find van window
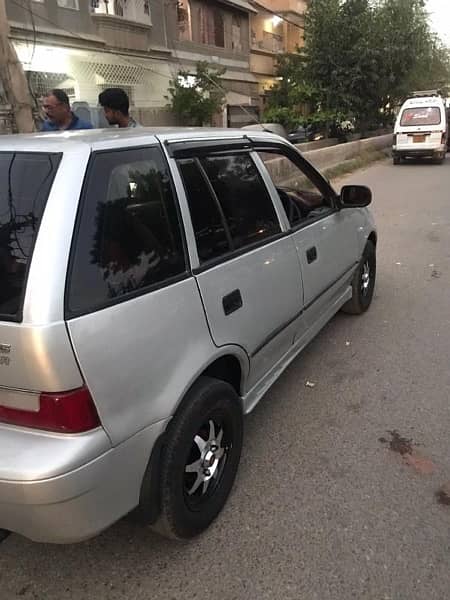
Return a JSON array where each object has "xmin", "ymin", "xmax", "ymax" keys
[
  {"xmin": 67, "ymin": 147, "xmax": 186, "ymax": 316},
  {"xmin": 400, "ymin": 107, "xmax": 441, "ymax": 127},
  {"xmin": 0, "ymin": 152, "xmax": 61, "ymax": 321}
]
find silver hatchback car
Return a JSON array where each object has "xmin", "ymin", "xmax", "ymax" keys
[{"xmin": 0, "ymin": 128, "xmax": 376, "ymax": 543}]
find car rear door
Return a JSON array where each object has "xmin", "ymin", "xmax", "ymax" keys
[
  {"xmin": 65, "ymin": 145, "xmax": 211, "ymax": 444},
  {"xmin": 172, "ymin": 146, "xmax": 305, "ymax": 390}
]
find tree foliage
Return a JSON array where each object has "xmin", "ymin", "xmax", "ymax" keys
[
  {"xmin": 266, "ymin": 0, "xmax": 450, "ymax": 132},
  {"xmin": 167, "ymin": 61, "xmax": 226, "ymax": 127}
]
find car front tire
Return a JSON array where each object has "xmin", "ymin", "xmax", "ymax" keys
[{"xmin": 342, "ymin": 240, "xmax": 376, "ymax": 315}]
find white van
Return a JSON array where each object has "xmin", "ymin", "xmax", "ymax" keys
[{"xmin": 392, "ymin": 95, "xmax": 447, "ymax": 164}]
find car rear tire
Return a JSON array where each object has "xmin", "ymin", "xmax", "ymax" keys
[
  {"xmin": 152, "ymin": 376, "xmax": 243, "ymax": 540},
  {"xmin": 393, "ymin": 155, "xmax": 401, "ymax": 165},
  {"xmin": 342, "ymin": 240, "xmax": 376, "ymax": 315}
]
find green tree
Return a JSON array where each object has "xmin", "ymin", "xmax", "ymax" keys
[
  {"xmin": 266, "ymin": 0, "xmax": 450, "ymax": 133},
  {"xmin": 373, "ymin": 0, "xmax": 441, "ymax": 106},
  {"xmin": 167, "ymin": 61, "xmax": 226, "ymax": 126}
]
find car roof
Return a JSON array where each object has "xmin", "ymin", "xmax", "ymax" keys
[
  {"xmin": 0, "ymin": 127, "xmax": 280, "ymax": 153},
  {"xmin": 402, "ymin": 96, "xmax": 445, "ymax": 107}
]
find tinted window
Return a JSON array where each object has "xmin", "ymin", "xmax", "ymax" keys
[
  {"xmin": 68, "ymin": 147, "xmax": 186, "ymax": 315},
  {"xmin": 178, "ymin": 159, "xmax": 231, "ymax": 262},
  {"xmin": 400, "ymin": 107, "xmax": 441, "ymax": 126},
  {"xmin": 0, "ymin": 152, "xmax": 61, "ymax": 321},
  {"xmin": 200, "ymin": 154, "xmax": 281, "ymax": 250},
  {"xmin": 258, "ymin": 151, "xmax": 331, "ymax": 228}
]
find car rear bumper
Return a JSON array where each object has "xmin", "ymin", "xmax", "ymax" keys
[
  {"xmin": 0, "ymin": 419, "xmax": 168, "ymax": 543},
  {"xmin": 393, "ymin": 144, "xmax": 446, "ymax": 157}
]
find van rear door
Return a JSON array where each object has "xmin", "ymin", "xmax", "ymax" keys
[{"xmin": 397, "ymin": 105, "xmax": 445, "ymax": 148}]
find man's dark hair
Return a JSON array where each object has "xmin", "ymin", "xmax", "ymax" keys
[
  {"xmin": 46, "ymin": 89, "xmax": 70, "ymax": 107},
  {"xmin": 98, "ymin": 88, "xmax": 130, "ymax": 116}
]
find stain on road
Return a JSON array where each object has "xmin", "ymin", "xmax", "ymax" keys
[
  {"xmin": 379, "ymin": 431, "xmax": 435, "ymax": 474},
  {"xmin": 379, "ymin": 430, "xmax": 413, "ymax": 455}
]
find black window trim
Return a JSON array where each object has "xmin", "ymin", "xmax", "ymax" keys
[
  {"xmin": 0, "ymin": 151, "xmax": 63, "ymax": 323},
  {"xmin": 166, "ymin": 137, "xmax": 253, "ymax": 159},
  {"xmin": 64, "ymin": 143, "xmax": 191, "ymax": 320},
  {"xmin": 194, "ymin": 157, "xmax": 234, "ymax": 252}
]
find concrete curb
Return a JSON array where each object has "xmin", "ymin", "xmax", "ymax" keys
[
  {"xmin": 302, "ymin": 134, "xmax": 392, "ymax": 170},
  {"xmin": 264, "ymin": 134, "xmax": 392, "ymax": 186}
]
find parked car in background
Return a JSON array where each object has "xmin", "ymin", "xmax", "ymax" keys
[
  {"xmin": 242, "ymin": 123, "xmax": 325, "ymax": 145},
  {"xmin": 287, "ymin": 125, "xmax": 325, "ymax": 144},
  {"xmin": 392, "ymin": 94, "xmax": 447, "ymax": 164},
  {"xmin": 241, "ymin": 122, "xmax": 287, "ymax": 138},
  {"xmin": 0, "ymin": 128, "xmax": 377, "ymax": 544}
]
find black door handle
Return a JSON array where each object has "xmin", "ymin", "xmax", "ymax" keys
[
  {"xmin": 306, "ymin": 246, "xmax": 317, "ymax": 264},
  {"xmin": 222, "ymin": 289, "xmax": 243, "ymax": 315}
]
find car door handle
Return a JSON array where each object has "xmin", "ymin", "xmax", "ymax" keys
[
  {"xmin": 306, "ymin": 246, "xmax": 317, "ymax": 264},
  {"xmin": 222, "ymin": 289, "xmax": 243, "ymax": 315}
]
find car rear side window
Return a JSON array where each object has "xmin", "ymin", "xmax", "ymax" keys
[
  {"xmin": 67, "ymin": 147, "xmax": 186, "ymax": 316},
  {"xmin": 0, "ymin": 152, "xmax": 61, "ymax": 321}
]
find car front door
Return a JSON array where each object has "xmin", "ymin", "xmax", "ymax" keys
[
  {"xmin": 174, "ymin": 149, "xmax": 305, "ymax": 390},
  {"xmin": 255, "ymin": 144, "xmax": 360, "ymax": 328}
]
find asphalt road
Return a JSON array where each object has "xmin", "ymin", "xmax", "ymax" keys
[{"xmin": 2, "ymin": 155, "xmax": 450, "ymax": 600}]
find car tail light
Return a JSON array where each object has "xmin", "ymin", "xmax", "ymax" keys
[
  {"xmin": 0, "ymin": 387, "xmax": 100, "ymax": 433},
  {"xmin": 393, "ymin": 134, "xmax": 397, "ymax": 145}
]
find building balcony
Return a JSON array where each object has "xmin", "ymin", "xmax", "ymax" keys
[
  {"xmin": 252, "ymin": 0, "xmax": 307, "ymax": 18},
  {"xmin": 90, "ymin": 0, "xmax": 153, "ymax": 51},
  {"xmin": 251, "ymin": 30, "xmax": 284, "ymax": 53}
]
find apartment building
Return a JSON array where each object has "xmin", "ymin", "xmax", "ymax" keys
[
  {"xmin": 5, "ymin": 0, "xmax": 175, "ymax": 124},
  {"xmin": 4, "ymin": 0, "xmax": 307, "ymax": 127},
  {"xmin": 167, "ymin": 0, "xmax": 261, "ymax": 126},
  {"xmin": 250, "ymin": 0, "xmax": 307, "ymax": 106}
]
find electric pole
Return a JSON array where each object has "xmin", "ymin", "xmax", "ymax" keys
[{"xmin": 0, "ymin": 0, "xmax": 35, "ymax": 133}]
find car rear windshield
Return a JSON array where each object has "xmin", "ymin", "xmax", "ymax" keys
[
  {"xmin": 400, "ymin": 107, "xmax": 441, "ymax": 127},
  {"xmin": 0, "ymin": 152, "xmax": 61, "ymax": 321}
]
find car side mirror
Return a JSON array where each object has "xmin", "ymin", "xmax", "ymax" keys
[{"xmin": 340, "ymin": 185, "xmax": 372, "ymax": 208}]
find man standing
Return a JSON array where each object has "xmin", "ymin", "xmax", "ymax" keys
[
  {"xmin": 41, "ymin": 89, "xmax": 93, "ymax": 131},
  {"xmin": 98, "ymin": 88, "xmax": 140, "ymax": 128}
]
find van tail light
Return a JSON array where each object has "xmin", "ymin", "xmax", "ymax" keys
[
  {"xmin": 441, "ymin": 132, "xmax": 447, "ymax": 144},
  {"xmin": 0, "ymin": 387, "xmax": 100, "ymax": 433},
  {"xmin": 393, "ymin": 134, "xmax": 397, "ymax": 145}
]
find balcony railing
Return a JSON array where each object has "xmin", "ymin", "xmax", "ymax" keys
[
  {"xmin": 91, "ymin": 0, "xmax": 151, "ymax": 23},
  {"xmin": 252, "ymin": 30, "xmax": 284, "ymax": 53}
]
